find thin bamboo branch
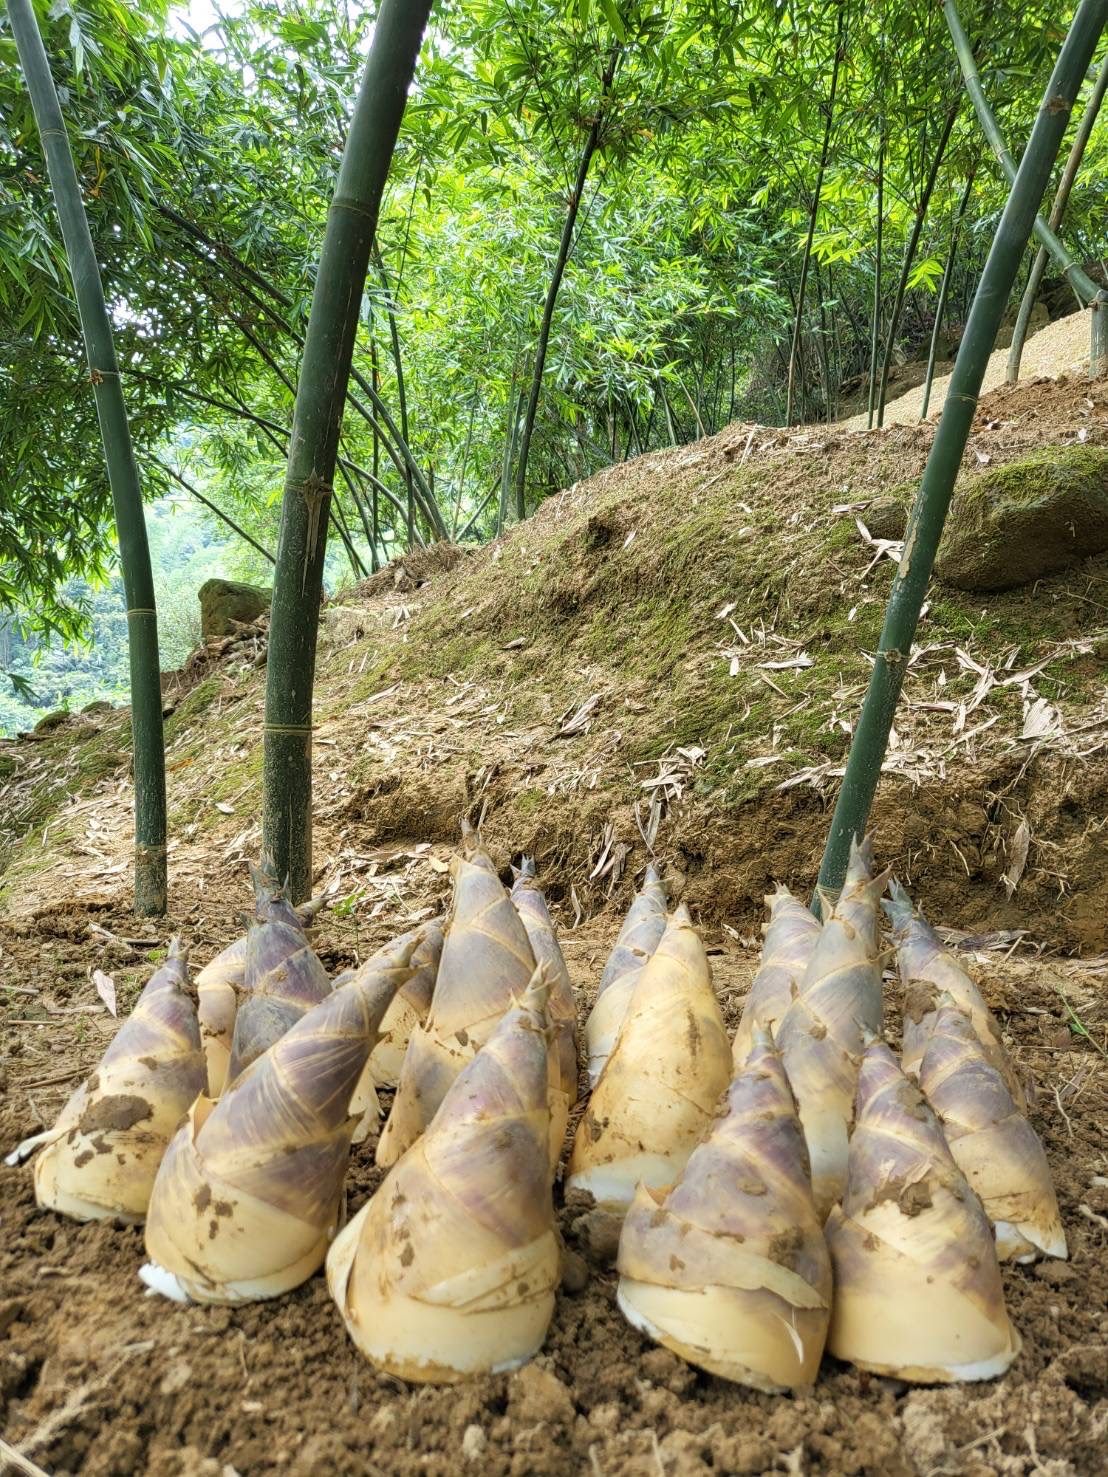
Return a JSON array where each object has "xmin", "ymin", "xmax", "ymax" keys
[
  {"xmin": 786, "ymin": 0, "xmax": 846, "ymax": 427},
  {"xmin": 921, "ymin": 168, "xmax": 976, "ymax": 419},
  {"xmin": 159, "ymin": 463, "xmax": 276, "ymax": 564},
  {"xmin": 876, "ymin": 99, "xmax": 960, "ymax": 426},
  {"xmin": 513, "ymin": 46, "xmax": 620, "ymax": 519}
]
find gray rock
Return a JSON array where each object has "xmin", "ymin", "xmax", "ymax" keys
[
  {"xmin": 936, "ymin": 447, "xmax": 1108, "ymax": 591},
  {"xmin": 863, "ymin": 496, "xmax": 909, "ymax": 541},
  {"xmin": 198, "ymin": 578, "xmax": 271, "ymax": 640}
]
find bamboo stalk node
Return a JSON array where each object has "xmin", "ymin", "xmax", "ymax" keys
[{"xmin": 331, "ymin": 193, "xmax": 379, "ymax": 222}]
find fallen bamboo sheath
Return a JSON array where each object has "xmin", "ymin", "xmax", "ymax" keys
[
  {"xmin": 141, "ymin": 932, "xmax": 418, "ymax": 1304},
  {"xmin": 377, "ymin": 827, "xmax": 538, "ymax": 1168},
  {"xmin": 776, "ymin": 840, "xmax": 886, "ymax": 1220},
  {"xmin": 328, "ymin": 966, "xmax": 559, "ymax": 1381},
  {"xmin": 826, "ymin": 1039, "xmax": 1021, "ymax": 1383},
  {"xmin": 224, "ymin": 867, "xmax": 332, "ymax": 1087},
  {"xmin": 919, "ymin": 1002, "xmax": 1065, "ymax": 1262},
  {"xmin": 732, "ymin": 884, "xmax": 821, "ymax": 1068},
  {"xmin": 567, "ymin": 904, "xmax": 730, "ymax": 1212},
  {"xmin": 886, "ymin": 881, "xmax": 1028, "ymax": 1112},
  {"xmin": 27, "ymin": 941, "xmax": 206, "ymax": 1223},
  {"xmin": 618, "ymin": 1028, "xmax": 831, "ymax": 1392},
  {"xmin": 584, "ymin": 864, "xmax": 667, "ymax": 1087}
]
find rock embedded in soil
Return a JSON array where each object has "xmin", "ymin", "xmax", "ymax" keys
[
  {"xmin": 198, "ymin": 577, "xmax": 272, "ymax": 639},
  {"xmin": 936, "ymin": 446, "xmax": 1108, "ymax": 590}
]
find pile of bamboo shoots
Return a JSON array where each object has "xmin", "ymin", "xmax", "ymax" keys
[{"xmin": 6, "ymin": 827, "xmax": 1065, "ymax": 1393}]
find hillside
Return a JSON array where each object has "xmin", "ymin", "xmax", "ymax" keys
[
  {"xmin": 2, "ymin": 370, "xmax": 1108, "ymax": 1475},
  {"xmin": 3, "ymin": 369, "xmax": 1108, "ymax": 947}
]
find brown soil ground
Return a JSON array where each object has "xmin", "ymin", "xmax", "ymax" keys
[
  {"xmin": 2, "ymin": 368, "xmax": 1108, "ymax": 1475},
  {"xmin": 842, "ymin": 312, "xmax": 1091, "ymax": 432},
  {"xmin": 1, "ymin": 883, "xmax": 1107, "ymax": 1477}
]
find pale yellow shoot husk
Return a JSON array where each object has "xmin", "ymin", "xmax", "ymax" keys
[
  {"xmin": 584, "ymin": 864, "xmax": 667, "ymax": 1087},
  {"xmin": 140, "ymin": 932, "xmax": 417, "ymax": 1304},
  {"xmin": 195, "ymin": 892, "xmax": 325, "ymax": 1098},
  {"xmin": 366, "ymin": 920, "xmax": 443, "ymax": 1088},
  {"xmin": 885, "ymin": 881, "xmax": 1027, "ymax": 1112},
  {"xmin": 919, "ymin": 1003, "xmax": 1065, "ymax": 1262},
  {"xmin": 327, "ymin": 968, "xmax": 558, "ymax": 1382},
  {"xmin": 377, "ymin": 830, "xmax": 537, "ymax": 1168},
  {"xmin": 224, "ymin": 868, "xmax": 332, "ymax": 1086},
  {"xmin": 32, "ymin": 941, "xmax": 205, "ymax": 1223},
  {"xmin": 511, "ymin": 858, "xmax": 579, "ymax": 1118},
  {"xmin": 196, "ymin": 936, "xmax": 247, "ymax": 1099},
  {"xmin": 826, "ymin": 1040, "xmax": 1021, "ymax": 1383},
  {"xmin": 775, "ymin": 861, "xmax": 886, "ymax": 1221},
  {"xmin": 348, "ymin": 921, "xmax": 443, "ymax": 1144},
  {"xmin": 617, "ymin": 1028, "xmax": 831, "ymax": 1392},
  {"xmin": 732, "ymin": 886, "xmax": 821, "ymax": 1068},
  {"xmin": 567, "ymin": 905, "xmax": 731, "ymax": 1212}
]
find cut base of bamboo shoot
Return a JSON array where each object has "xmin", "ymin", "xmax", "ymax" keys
[
  {"xmin": 825, "ymin": 1209, "xmax": 1021, "ymax": 1381},
  {"xmin": 327, "ymin": 1201, "xmax": 558, "ymax": 1383},
  {"xmin": 618, "ymin": 1280, "xmax": 826, "ymax": 1393}
]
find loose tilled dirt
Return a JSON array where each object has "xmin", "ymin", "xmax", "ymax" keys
[
  {"xmin": 1, "ymin": 871, "xmax": 1106, "ymax": 1477},
  {"xmin": 3, "ymin": 361, "xmax": 1108, "ymax": 1474},
  {"xmin": 841, "ymin": 312, "xmax": 1093, "ymax": 432}
]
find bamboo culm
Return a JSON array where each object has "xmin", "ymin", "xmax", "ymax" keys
[
  {"xmin": 786, "ymin": 1, "xmax": 846, "ymax": 429},
  {"xmin": 512, "ymin": 50, "xmax": 619, "ymax": 520},
  {"xmin": 1007, "ymin": 49, "xmax": 1108, "ymax": 381},
  {"xmin": 866, "ymin": 136, "xmax": 884, "ymax": 429},
  {"xmin": 816, "ymin": 0, "xmax": 1108, "ymax": 902},
  {"xmin": 262, "ymin": 0, "xmax": 434, "ymax": 901},
  {"xmin": 920, "ymin": 170, "xmax": 976, "ymax": 420},
  {"xmin": 944, "ymin": 0, "xmax": 1103, "ymax": 307},
  {"xmin": 876, "ymin": 99, "xmax": 960, "ymax": 427},
  {"xmin": 9, "ymin": 0, "xmax": 167, "ymax": 915}
]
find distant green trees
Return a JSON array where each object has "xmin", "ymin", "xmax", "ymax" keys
[
  {"xmin": 5, "ymin": 0, "xmax": 1108, "ymax": 896},
  {"xmin": 7, "ymin": 0, "xmax": 1106, "ymax": 660},
  {"xmin": 0, "ymin": 499, "xmax": 272, "ymax": 737}
]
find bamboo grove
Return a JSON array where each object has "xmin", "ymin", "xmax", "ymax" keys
[{"xmin": 2, "ymin": 0, "xmax": 1108, "ymax": 904}]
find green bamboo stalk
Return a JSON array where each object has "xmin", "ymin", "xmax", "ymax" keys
[
  {"xmin": 262, "ymin": 0, "xmax": 434, "ymax": 900},
  {"xmin": 816, "ymin": 0, "xmax": 1108, "ymax": 906},
  {"xmin": 786, "ymin": 0, "xmax": 846, "ymax": 428},
  {"xmin": 1008, "ymin": 48, "xmax": 1108, "ymax": 381},
  {"xmin": 513, "ymin": 48, "xmax": 620, "ymax": 519},
  {"xmin": 945, "ymin": 0, "xmax": 1102, "ymax": 306},
  {"xmin": 920, "ymin": 168, "xmax": 976, "ymax": 419},
  {"xmin": 876, "ymin": 99, "xmax": 959, "ymax": 427},
  {"xmin": 9, "ymin": 0, "xmax": 167, "ymax": 915}
]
